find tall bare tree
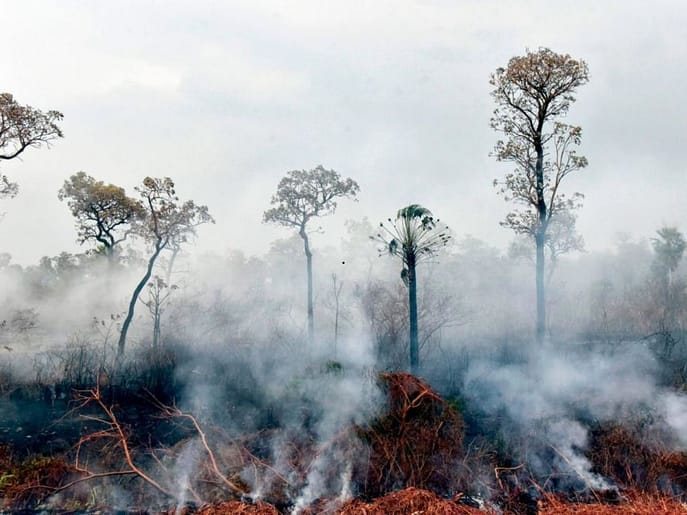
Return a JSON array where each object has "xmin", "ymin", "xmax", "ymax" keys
[
  {"xmin": 58, "ymin": 172, "xmax": 144, "ymax": 262},
  {"xmin": 118, "ymin": 177, "xmax": 213, "ymax": 356},
  {"xmin": 491, "ymin": 48, "xmax": 589, "ymax": 344},
  {"xmin": 374, "ymin": 204, "xmax": 450, "ymax": 374},
  {"xmin": 263, "ymin": 165, "xmax": 359, "ymax": 346},
  {"xmin": 0, "ymin": 93, "xmax": 63, "ymax": 198}
]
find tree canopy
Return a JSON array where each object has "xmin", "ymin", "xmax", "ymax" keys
[
  {"xmin": 58, "ymin": 172, "xmax": 144, "ymax": 260},
  {"xmin": 377, "ymin": 204, "xmax": 451, "ymax": 279},
  {"xmin": 490, "ymin": 48, "xmax": 589, "ymax": 237},
  {"xmin": 134, "ymin": 177, "xmax": 213, "ymax": 251},
  {"xmin": 263, "ymin": 165, "xmax": 360, "ymax": 230},
  {"xmin": 0, "ymin": 92, "xmax": 63, "ymax": 198}
]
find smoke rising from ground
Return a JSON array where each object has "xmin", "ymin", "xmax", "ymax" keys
[
  {"xmin": 1, "ymin": 223, "xmax": 687, "ymax": 508},
  {"xmin": 461, "ymin": 342, "xmax": 686, "ymax": 493}
]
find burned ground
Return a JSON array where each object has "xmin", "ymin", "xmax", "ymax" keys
[{"xmin": 1, "ymin": 360, "xmax": 686, "ymax": 514}]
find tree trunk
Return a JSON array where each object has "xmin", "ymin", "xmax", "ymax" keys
[
  {"xmin": 105, "ymin": 244, "xmax": 114, "ymax": 264},
  {"xmin": 535, "ymin": 231, "xmax": 546, "ymax": 345},
  {"xmin": 535, "ymin": 138, "xmax": 547, "ymax": 345},
  {"xmin": 334, "ymin": 280, "xmax": 339, "ymax": 360},
  {"xmin": 300, "ymin": 227, "xmax": 314, "ymax": 346},
  {"xmin": 332, "ymin": 274, "xmax": 343, "ymax": 359},
  {"xmin": 165, "ymin": 246, "xmax": 179, "ymax": 285},
  {"xmin": 152, "ymin": 303, "xmax": 161, "ymax": 350},
  {"xmin": 118, "ymin": 243, "xmax": 163, "ymax": 356},
  {"xmin": 408, "ymin": 259, "xmax": 419, "ymax": 375}
]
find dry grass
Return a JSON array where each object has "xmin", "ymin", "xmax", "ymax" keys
[
  {"xmin": 170, "ymin": 489, "xmax": 687, "ymax": 514},
  {"xmin": 192, "ymin": 500, "xmax": 280, "ymax": 514},
  {"xmin": 338, "ymin": 487, "xmax": 491, "ymax": 515},
  {"xmin": 541, "ymin": 491, "xmax": 687, "ymax": 514},
  {"xmin": 0, "ymin": 447, "xmax": 77, "ymax": 509},
  {"xmin": 589, "ymin": 423, "xmax": 687, "ymax": 495}
]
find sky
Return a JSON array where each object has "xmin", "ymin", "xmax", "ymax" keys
[{"xmin": 1, "ymin": 0, "xmax": 686, "ymax": 265}]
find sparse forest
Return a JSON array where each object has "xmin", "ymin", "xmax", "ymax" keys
[{"xmin": 1, "ymin": 46, "xmax": 687, "ymax": 515}]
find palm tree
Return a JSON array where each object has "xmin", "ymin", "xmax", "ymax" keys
[{"xmin": 375, "ymin": 204, "xmax": 450, "ymax": 374}]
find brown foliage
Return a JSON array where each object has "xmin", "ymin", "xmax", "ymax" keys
[
  {"xmin": 189, "ymin": 490, "xmax": 687, "ymax": 514},
  {"xmin": 0, "ymin": 92, "xmax": 63, "ymax": 199},
  {"xmin": 0, "ymin": 446, "xmax": 77, "ymax": 509},
  {"xmin": 540, "ymin": 490, "xmax": 687, "ymax": 514},
  {"xmin": 355, "ymin": 373, "xmax": 465, "ymax": 498},
  {"xmin": 589, "ymin": 423, "xmax": 687, "ymax": 495},
  {"xmin": 339, "ymin": 487, "xmax": 490, "ymax": 515},
  {"xmin": 192, "ymin": 500, "xmax": 280, "ymax": 514},
  {"xmin": 58, "ymin": 171, "xmax": 145, "ymax": 255}
]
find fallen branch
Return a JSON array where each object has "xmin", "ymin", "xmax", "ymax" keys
[
  {"xmin": 148, "ymin": 394, "xmax": 249, "ymax": 496},
  {"xmin": 70, "ymin": 386, "xmax": 176, "ymax": 499}
]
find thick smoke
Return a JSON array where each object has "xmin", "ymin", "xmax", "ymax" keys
[
  {"xmin": 169, "ymin": 329, "xmax": 382, "ymax": 509},
  {"xmin": 2, "ymin": 223, "xmax": 687, "ymax": 509},
  {"xmin": 461, "ymin": 342, "xmax": 685, "ymax": 492},
  {"xmin": 662, "ymin": 393, "xmax": 687, "ymax": 449}
]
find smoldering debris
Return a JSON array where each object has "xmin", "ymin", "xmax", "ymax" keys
[
  {"xmin": 3, "ymin": 225, "xmax": 687, "ymax": 513},
  {"xmin": 460, "ymin": 341, "xmax": 687, "ymax": 499}
]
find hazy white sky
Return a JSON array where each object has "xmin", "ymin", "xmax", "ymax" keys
[{"xmin": 1, "ymin": 0, "xmax": 686, "ymax": 264}]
